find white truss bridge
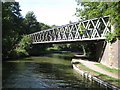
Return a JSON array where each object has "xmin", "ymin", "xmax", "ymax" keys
[{"xmin": 29, "ymin": 16, "xmax": 110, "ymax": 44}]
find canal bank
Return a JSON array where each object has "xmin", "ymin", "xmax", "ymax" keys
[{"xmin": 71, "ymin": 58, "xmax": 120, "ymax": 90}]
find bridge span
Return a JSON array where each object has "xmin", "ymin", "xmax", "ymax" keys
[
  {"xmin": 29, "ymin": 16, "xmax": 110, "ymax": 44},
  {"xmin": 28, "ymin": 16, "xmax": 120, "ymax": 69}
]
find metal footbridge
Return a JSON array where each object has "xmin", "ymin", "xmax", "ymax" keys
[{"xmin": 29, "ymin": 16, "xmax": 110, "ymax": 44}]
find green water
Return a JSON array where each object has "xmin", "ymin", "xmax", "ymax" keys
[{"xmin": 3, "ymin": 53, "xmax": 107, "ymax": 88}]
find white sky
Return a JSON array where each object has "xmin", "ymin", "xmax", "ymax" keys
[{"xmin": 16, "ymin": 0, "xmax": 79, "ymax": 26}]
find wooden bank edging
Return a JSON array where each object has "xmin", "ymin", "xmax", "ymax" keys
[{"xmin": 72, "ymin": 64, "xmax": 120, "ymax": 90}]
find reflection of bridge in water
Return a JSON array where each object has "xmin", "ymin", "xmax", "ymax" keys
[{"xmin": 29, "ymin": 16, "xmax": 110, "ymax": 44}]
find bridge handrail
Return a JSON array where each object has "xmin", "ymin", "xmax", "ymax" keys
[
  {"xmin": 29, "ymin": 15, "xmax": 110, "ymax": 44},
  {"xmin": 29, "ymin": 15, "xmax": 109, "ymax": 35}
]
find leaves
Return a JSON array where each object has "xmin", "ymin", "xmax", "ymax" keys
[
  {"xmin": 2, "ymin": 2, "xmax": 23, "ymax": 58},
  {"xmin": 2, "ymin": 2, "xmax": 51, "ymax": 59},
  {"xmin": 14, "ymin": 35, "xmax": 31, "ymax": 56},
  {"xmin": 105, "ymin": 32, "xmax": 116, "ymax": 43},
  {"xmin": 75, "ymin": 1, "xmax": 120, "ymax": 41},
  {"xmin": 24, "ymin": 11, "xmax": 40, "ymax": 34}
]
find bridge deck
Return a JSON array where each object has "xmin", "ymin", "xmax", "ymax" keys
[{"xmin": 32, "ymin": 37, "xmax": 105, "ymax": 44}]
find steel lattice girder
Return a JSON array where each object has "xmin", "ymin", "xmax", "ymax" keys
[{"xmin": 29, "ymin": 16, "xmax": 110, "ymax": 44}]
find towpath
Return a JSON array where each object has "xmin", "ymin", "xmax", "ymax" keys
[{"xmin": 72, "ymin": 59, "xmax": 119, "ymax": 79}]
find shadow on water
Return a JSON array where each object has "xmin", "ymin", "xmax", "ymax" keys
[
  {"xmin": 45, "ymin": 52, "xmax": 79, "ymax": 61},
  {"xmin": 32, "ymin": 62, "xmax": 72, "ymax": 74},
  {"xmin": 31, "ymin": 62, "xmax": 106, "ymax": 88},
  {"xmin": 49, "ymin": 55, "xmax": 73, "ymax": 61},
  {"xmin": 2, "ymin": 52, "xmax": 107, "ymax": 89}
]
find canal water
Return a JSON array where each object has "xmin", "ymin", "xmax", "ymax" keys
[{"xmin": 3, "ymin": 53, "xmax": 107, "ymax": 89}]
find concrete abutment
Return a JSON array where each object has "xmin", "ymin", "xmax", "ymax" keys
[{"xmin": 95, "ymin": 37, "xmax": 120, "ymax": 69}]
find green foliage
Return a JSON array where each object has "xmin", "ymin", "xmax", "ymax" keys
[
  {"xmin": 24, "ymin": 11, "xmax": 40, "ymax": 34},
  {"xmin": 28, "ymin": 22, "xmax": 51, "ymax": 56},
  {"xmin": 105, "ymin": 32, "xmax": 116, "ymax": 43},
  {"xmin": 78, "ymin": 24, "xmax": 84, "ymax": 34},
  {"xmin": 94, "ymin": 63, "xmax": 120, "ymax": 73},
  {"xmin": 39, "ymin": 22, "xmax": 51, "ymax": 30},
  {"xmin": 14, "ymin": 35, "xmax": 32, "ymax": 57},
  {"xmin": 74, "ymin": 1, "xmax": 120, "ymax": 59},
  {"xmin": 51, "ymin": 25, "xmax": 57, "ymax": 28},
  {"xmin": 2, "ymin": 2, "xmax": 51, "ymax": 59},
  {"xmin": 77, "ymin": 62, "xmax": 120, "ymax": 85},
  {"xmin": 69, "ymin": 43, "xmax": 83, "ymax": 52},
  {"xmin": 29, "ymin": 44, "xmax": 51, "ymax": 56},
  {"xmin": 51, "ymin": 42, "xmax": 96, "ymax": 59},
  {"xmin": 2, "ymin": 2, "xmax": 23, "ymax": 59},
  {"xmin": 75, "ymin": 1, "xmax": 120, "ymax": 41}
]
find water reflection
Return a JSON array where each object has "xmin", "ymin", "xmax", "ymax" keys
[{"xmin": 3, "ymin": 53, "xmax": 107, "ymax": 89}]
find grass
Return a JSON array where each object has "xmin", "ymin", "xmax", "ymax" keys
[
  {"xmin": 94, "ymin": 63, "xmax": 120, "ymax": 74},
  {"xmin": 76, "ymin": 62, "xmax": 120, "ymax": 87}
]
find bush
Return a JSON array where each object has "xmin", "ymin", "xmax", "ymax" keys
[
  {"xmin": 14, "ymin": 35, "xmax": 32, "ymax": 57},
  {"xmin": 105, "ymin": 32, "xmax": 116, "ymax": 43}
]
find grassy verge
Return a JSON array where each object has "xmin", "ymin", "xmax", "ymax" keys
[
  {"xmin": 94, "ymin": 63, "xmax": 120, "ymax": 74},
  {"xmin": 75, "ymin": 62, "xmax": 120, "ymax": 87}
]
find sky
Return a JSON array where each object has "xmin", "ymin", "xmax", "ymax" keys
[{"xmin": 16, "ymin": 0, "xmax": 79, "ymax": 26}]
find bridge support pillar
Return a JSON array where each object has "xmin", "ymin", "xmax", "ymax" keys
[{"xmin": 96, "ymin": 37, "xmax": 120, "ymax": 69}]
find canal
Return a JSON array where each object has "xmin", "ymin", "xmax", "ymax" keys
[{"xmin": 3, "ymin": 52, "xmax": 107, "ymax": 88}]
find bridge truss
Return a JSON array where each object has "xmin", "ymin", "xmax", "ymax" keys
[{"xmin": 29, "ymin": 16, "xmax": 110, "ymax": 44}]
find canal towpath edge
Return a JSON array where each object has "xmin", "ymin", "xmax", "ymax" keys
[{"xmin": 71, "ymin": 59, "xmax": 120, "ymax": 90}]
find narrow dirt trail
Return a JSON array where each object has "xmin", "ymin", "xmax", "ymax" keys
[{"xmin": 72, "ymin": 59, "xmax": 119, "ymax": 79}]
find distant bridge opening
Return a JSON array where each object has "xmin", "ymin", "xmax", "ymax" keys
[{"xmin": 29, "ymin": 16, "xmax": 110, "ymax": 44}]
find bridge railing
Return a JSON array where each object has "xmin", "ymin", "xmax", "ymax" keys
[{"xmin": 29, "ymin": 16, "xmax": 110, "ymax": 44}]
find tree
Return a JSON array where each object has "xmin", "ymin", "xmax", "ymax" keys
[
  {"xmin": 75, "ymin": 1, "xmax": 120, "ymax": 39},
  {"xmin": 14, "ymin": 35, "xmax": 31, "ymax": 57},
  {"xmin": 39, "ymin": 22, "xmax": 51, "ymax": 30},
  {"xmin": 2, "ymin": 2, "xmax": 23, "ymax": 59},
  {"xmin": 2, "ymin": 2, "xmax": 52, "ymax": 59},
  {"xmin": 24, "ymin": 11, "xmax": 40, "ymax": 34},
  {"xmin": 73, "ymin": 1, "xmax": 120, "ymax": 59}
]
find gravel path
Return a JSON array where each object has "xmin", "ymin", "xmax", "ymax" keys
[{"xmin": 72, "ymin": 59, "xmax": 119, "ymax": 79}]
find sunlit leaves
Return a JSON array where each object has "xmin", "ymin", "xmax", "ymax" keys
[
  {"xmin": 15, "ymin": 35, "xmax": 31, "ymax": 56},
  {"xmin": 75, "ymin": 1, "xmax": 120, "ymax": 41},
  {"xmin": 24, "ymin": 11, "xmax": 40, "ymax": 34}
]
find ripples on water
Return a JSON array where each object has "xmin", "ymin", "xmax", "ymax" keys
[{"xmin": 3, "ymin": 53, "xmax": 107, "ymax": 89}]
